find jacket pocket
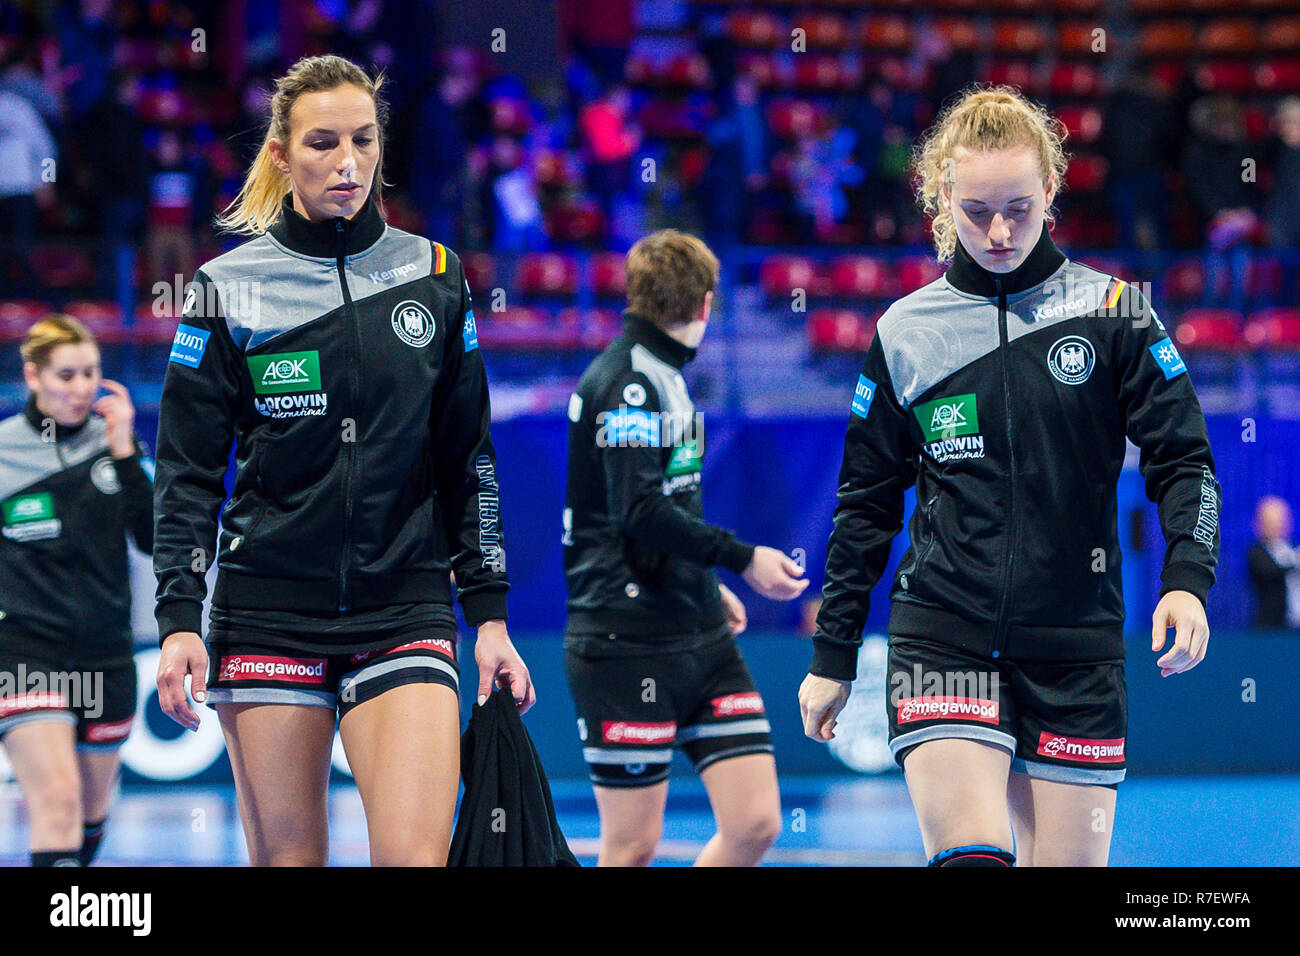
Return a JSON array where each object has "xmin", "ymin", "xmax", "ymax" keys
[
  {"xmin": 227, "ymin": 443, "xmax": 270, "ymax": 555},
  {"xmin": 898, "ymin": 494, "xmax": 939, "ymax": 593}
]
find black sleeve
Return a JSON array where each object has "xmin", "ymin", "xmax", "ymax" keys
[
  {"xmin": 113, "ymin": 436, "xmax": 155, "ymax": 554},
  {"xmin": 599, "ymin": 370, "xmax": 755, "ymax": 574},
  {"xmin": 810, "ymin": 337, "xmax": 918, "ymax": 680},
  {"xmin": 429, "ymin": 248, "xmax": 509, "ymax": 626},
  {"xmin": 1112, "ymin": 282, "xmax": 1221, "ymax": 607},
  {"xmin": 153, "ymin": 269, "xmax": 240, "ymax": 641}
]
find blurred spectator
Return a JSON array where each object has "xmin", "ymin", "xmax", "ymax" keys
[
  {"xmin": 411, "ymin": 68, "xmax": 477, "ymax": 246},
  {"xmin": 81, "ymin": 71, "xmax": 149, "ymax": 299},
  {"xmin": 701, "ymin": 74, "xmax": 767, "ymax": 253},
  {"xmin": 0, "ymin": 84, "xmax": 56, "ymax": 297},
  {"xmin": 1182, "ymin": 96, "xmax": 1259, "ymax": 249},
  {"xmin": 488, "ymin": 136, "xmax": 544, "ymax": 253},
  {"xmin": 53, "ymin": 0, "xmax": 115, "ymax": 120},
  {"xmin": 1102, "ymin": 69, "xmax": 1174, "ymax": 250},
  {"xmin": 788, "ymin": 127, "xmax": 863, "ymax": 243},
  {"xmin": 145, "ymin": 130, "xmax": 196, "ymax": 289},
  {"xmin": 579, "ymin": 83, "xmax": 640, "ymax": 227},
  {"xmin": 1247, "ymin": 496, "xmax": 1300, "ymax": 630},
  {"xmin": 0, "ymin": 37, "xmax": 65, "ymax": 127},
  {"xmin": 1265, "ymin": 98, "xmax": 1300, "ymax": 249}
]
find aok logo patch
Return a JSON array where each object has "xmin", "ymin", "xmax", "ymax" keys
[
  {"xmin": 246, "ymin": 351, "xmax": 328, "ymax": 418},
  {"xmin": 914, "ymin": 393, "xmax": 979, "ymax": 443},
  {"xmin": 1, "ymin": 492, "xmax": 62, "ymax": 542}
]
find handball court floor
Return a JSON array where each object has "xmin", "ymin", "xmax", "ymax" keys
[{"xmin": 1, "ymin": 773, "xmax": 1297, "ymax": 866}]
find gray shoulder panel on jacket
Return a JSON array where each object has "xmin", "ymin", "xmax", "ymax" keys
[{"xmin": 0, "ymin": 413, "xmax": 109, "ymax": 502}]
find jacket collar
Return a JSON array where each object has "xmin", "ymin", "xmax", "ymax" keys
[
  {"xmin": 24, "ymin": 393, "xmax": 88, "ymax": 440},
  {"xmin": 622, "ymin": 312, "xmax": 697, "ymax": 369},
  {"xmin": 267, "ymin": 190, "xmax": 386, "ymax": 258},
  {"xmin": 945, "ymin": 219, "xmax": 1066, "ymax": 298}
]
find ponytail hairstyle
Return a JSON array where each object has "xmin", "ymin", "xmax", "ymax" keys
[
  {"xmin": 216, "ymin": 55, "xmax": 391, "ymax": 235},
  {"xmin": 20, "ymin": 313, "xmax": 97, "ymax": 374},
  {"xmin": 912, "ymin": 84, "xmax": 1070, "ymax": 263}
]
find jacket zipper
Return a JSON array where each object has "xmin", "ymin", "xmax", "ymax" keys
[
  {"xmin": 335, "ymin": 218, "xmax": 361, "ymax": 611},
  {"xmin": 992, "ymin": 276, "xmax": 1015, "ymax": 658},
  {"xmin": 900, "ymin": 493, "xmax": 938, "ymax": 590}
]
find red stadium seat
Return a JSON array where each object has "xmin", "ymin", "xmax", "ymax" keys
[
  {"xmin": 1261, "ymin": 17, "xmax": 1300, "ymax": 52},
  {"xmin": 984, "ymin": 60, "xmax": 1038, "ymax": 93},
  {"xmin": 726, "ymin": 10, "xmax": 785, "ymax": 48},
  {"xmin": 1058, "ymin": 21, "xmax": 1104, "ymax": 56},
  {"xmin": 760, "ymin": 255, "xmax": 827, "ymax": 298},
  {"xmin": 897, "ymin": 257, "xmax": 945, "ymax": 295},
  {"xmin": 1064, "ymin": 154, "xmax": 1108, "ymax": 192},
  {"xmin": 1150, "ymin": 61, "xmax": 1188, "ymax": 91},
  {"xmin": 992, "ymin": 21, "xmax": 1047, "ymax": 55},
  {"xmin": 547, "ymin": 200, "xmax": 605, "ymax": 243},
  {"xmin": 1255, "ymin": 59, "xmax": 1300, "ymax": 93},
  {"xmin": 767, "ymin": 99, "xmax": 829, "ymax": 139},
  {"xmin": 1198, "ymin": 19, "xmax": 1258, "ymax": 55},
  {"xmin": 62, "ymin": 301, "xmax": 126, "ymax": 343},
  {"xmin": 932, "ymin": 18, "xmax": 981, "ymax": 54},
  {"xmin": 1139, "ymin": 21, "xmax": 1196, "ymax": 57},
  {"xmin": 590, "ymin": 252, "xmax": 626, "ymax": 298},
  {"xmin": 858, "ymin": 15, "xmax": 912, "ymax": 52},
  {"xmin": 0, "ymin": 300, "xmax": 50, "ymax": 342},
  {"xmin": 1058, "ymin": 105, "xmax": 1103, "ymax": 144},
  {"xmin": 1196, "ymin": 61, "xmax": 1255, "ymax": 94},
  {"xmin": 793, "ymin": 55, "xmax": 856, "ymax": 92},
  {"xmin": 830, "ymin": 255, "xmax": 893, "ymax": 299},
  {"xmin": 1132, "ymin": 0, "xmax": 1190, "ymax": 13},
  {"xmin": 737, "ymin": 52, "xmax": 785, "ymax": 90},
  {"xmin": 1052, "ymin": 0, "xmax": 1105, "ymax": 13},
  {"xmin": 516, "ymin": 253, "xmax": 579, "ymax": 297},
  {"xmin": 1244, "ymin": 309, "xmax": 1300, "ymax": 350},
  {"xmin": 1049, "ymin": 63, "xmax": 1102, "ymax": 97},
  {"xmin": 474, "ymin": 306, "xmax": 571, "ymax": 351},
  {"xmin": 667, "ymin": 52, "xmax": 711, "ymax": 89},
  {"xmin": 808, "ymin": 308, "xmax": 875, "ymax": 354},
  {"xmin": 1174, "ymin": 309, "xmax": 1244, "ymax": 351},
  {"xmin": 793, "ymin": 12, "xmax": 850, "ymax": 50}
]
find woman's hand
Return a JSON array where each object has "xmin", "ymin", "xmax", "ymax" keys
[
  {"xmin": 718, "ymin": 582, "xmax": 747, "ymax": 635},
  {"xmin": 1152, "ymin": 590, "xmax": 1210, "ymax": 677},
  {"xmin": 93, "ymin": 378, "xmax": 137, "ymax": 459},
  {"xmin": 798, "ymin": 673, "xmax": 852, "ymax": 741},
  {"xmin": 474, "ymin": 620, "xmax": 535, "ymax": 714},
  {"xmin": 157, "ymin": 631, "xmax": 209, "ymax": 730}
]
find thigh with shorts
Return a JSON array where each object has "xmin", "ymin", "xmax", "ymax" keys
[
  {"xmin": 0, "ymin": 649, "xmax": 80, "ymax": 739},
  {"xmin": 675, "ymin": 627, "xmax": 773, "ymax": 774},
  {"xmin": 205, "ymin": 627, "xmax": 460, "ymax": 720},
  {"xmin": 887, "ymin": 635, "xmax": 1017, "ymax": 768},
  {"xmin": 1004, "ymin": 656, "xmax": 1127, "ymax": 788},
  {"xmin": 564, "ymin": 626, "xmax": 772, "ymax": 788},
  {"xmin": 67, "ymin": 656, "xmax": 138, "ymax": 753}
]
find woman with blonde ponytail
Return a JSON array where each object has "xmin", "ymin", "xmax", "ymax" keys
[
  {"xmin": 799, "ymin": 85, "xmax": 1221, "ymax": 866},
  {"xmin": 153, "ymin": 55, "xmax": 531, "ymax": 866}
]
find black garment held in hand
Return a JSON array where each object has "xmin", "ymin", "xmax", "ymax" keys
[{"xmin": 449, "ymin": 687, "xmax": 580, "ymax": 867}]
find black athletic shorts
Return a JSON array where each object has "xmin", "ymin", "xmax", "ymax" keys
[
  {"xmin": 564, "ymin": 622, "xmax": 773, "ymax": 788},
  {"xmin": 0, "ymin": 652, "xmax": 137, "ymax": 751},
  {"xmin": 205, "ymin": 623, "xmax": 459, "ymax": 719},
  {"xmin": 887, "ymin": 634, "xmax": 1127, "ymax": 787}
]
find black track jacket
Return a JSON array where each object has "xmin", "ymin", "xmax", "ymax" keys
[
  {"xmin": 811, "ymin": 222, "xmax": 1222, "ymax": 680},
  {"xmin": 563, "ymin": 314, "xmax": 754, "ymax": 635},
  {"xmin": 153, "ymin": 192, "xmax": 506, "ymax": 644}
]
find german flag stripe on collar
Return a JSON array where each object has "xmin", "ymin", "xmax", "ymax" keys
[
  {"xmin": 1104, "ymin": 278, "xmax": 1127, "ymax": 310},
  {"xmin": 432, "ymin": 241, "xmax": 447, "ymax": 276}
]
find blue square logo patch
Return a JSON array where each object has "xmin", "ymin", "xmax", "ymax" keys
[
  {"xmin": 463, "ymin": 309, "xmax": 479, "ymax": 352},
  {"xmin": 850, "ymin": 374, "xmax": 877, "ymax": 418},
  {"xmin": 169, "ymin": 323, "xmax": 210, "ymax": 368},
  {"xmin": 1148, "ymin": 339, "xmax": 1186, "ymax": 380}
]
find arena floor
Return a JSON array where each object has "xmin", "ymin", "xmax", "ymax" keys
[{"xmin": 2, "ymin": 773, "xmax": 1295, "ymax": 866}]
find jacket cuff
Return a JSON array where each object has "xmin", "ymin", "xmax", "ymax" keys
[
  {"xmin": 156, "ymin": 600, "xmax": 203, "ymax": 646},
  {"xmin": 111, "ymin": 450, "xmax": 151, "ymax": 487},
  {"xmin": 809, "ymin": 635, "xmax": 859, "ymax": 682},
  {"xmin": 1160, "ymin": 561, "xmax": 1215, "ymax": 609},
  {"xmin": 460, "ymin": 590, "xmax": 508, "ymax": 627},
  {"xmin": 717, "ymin": 536, "xmax": 756, "ymax": 575}
]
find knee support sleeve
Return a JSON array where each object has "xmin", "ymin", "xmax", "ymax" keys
[{"xmin": 927, "ymin": 844, "xmax": 1016, "ymax": 867}]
